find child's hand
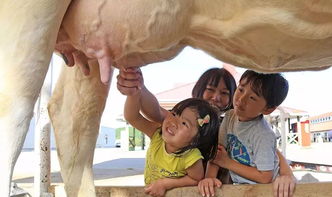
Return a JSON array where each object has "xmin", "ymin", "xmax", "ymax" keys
[
  {"xmin": 198, "ymin": 178, "xmax": 222, "ymax": 197},
  {"xmin": 273, "ymin": 174, "xmax": 296, "ymax": 197},
  {"xmin": 117, "ymin": 67, "xmax": 143, "ymax": 96},
  {"xmin": 144, "ymin": 179, "xmax": 167, "ymax": 197},
  {"xmin": 212, "ymin": 145, "xmax": 231, "ymax": 168}
]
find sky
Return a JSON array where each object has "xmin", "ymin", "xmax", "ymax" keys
[{"xmin": 51, "ymin": 47, "xmax": 332, "ymax": 128}]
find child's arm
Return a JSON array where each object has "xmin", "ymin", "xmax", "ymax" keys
[
  {"xmin": 213, "ymin": 145, "xmax": 274, "ymax": 184},
  {"xmin": 140, "ymin": 85, "xmax": 168, "ymax": 124},
  {"xmin": 277, "ymin": 150, "xmax": 292, "ymax": 176},
  {"xmin": 273, "ymin": 150, "xmax": 296, "ymax": 197},
  {"xmin": 124, "ymin": 91, "xmax": 160, "ymax": 138},
  {"xmin": 117, "ymin": 67, "xmax": 167, "ymax": 123},
  {"xmin": 198, "ymin": 161, "xmax": 222, "ymax": 197},
  {"xmin": 144, "ymin": 160, "xmax": 204, "ymax": 196}
]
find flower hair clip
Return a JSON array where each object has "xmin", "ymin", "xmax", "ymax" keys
[{"xmin": 197, "ymin": 114, "xmax": 210, "ymax": 127}]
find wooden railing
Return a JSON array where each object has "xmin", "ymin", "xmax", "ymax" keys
[
  {"xmin": 50, "ymin": 182, "xmax": 332, "ymax": 197},
  {"xmin": 288, "ymin": 133, "xmax": 299, "ymax": 144}
]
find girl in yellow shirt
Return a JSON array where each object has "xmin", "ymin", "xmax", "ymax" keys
[{"xmin": 123, "ymin": 90, "xmax": 219, "ymax": 196}]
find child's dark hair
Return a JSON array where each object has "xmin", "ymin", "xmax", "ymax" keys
[
  {"xmin": 192, "ymin": 68, "xmax": 237, "ymax": 112},
  {"xmin": 171, "ymin": 98, "xmax": 219, "ymax": 162},
  {"xmin": 240, "ymin": 70, "xmax": 289, "ymax": 108}
]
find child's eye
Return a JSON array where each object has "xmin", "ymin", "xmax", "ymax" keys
[
  {"xmin": 206, "ymin": 87, "xmax": 214, "ymax": 91},
  {"xmin": 250, "ymin": 96, "xmax": 257, "ymax": 101},
  {"xmin": 182, "ymin": 122, "xmax": 189, "ymax": 128},
  {"xmin": 221, "ymin": 91, "xmax": 230, "ymax": 96},
  {"xmin": 171, "ymin": 112, "xmax": 176, "ymax": 116}
]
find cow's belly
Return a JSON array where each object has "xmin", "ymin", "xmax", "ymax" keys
[
  {"xmin": 59, "ymin": 0, "xmax": 192, "ymax": 68},
  {"xmin": 57, "ymin": 0, "xmax": 332, "ymax": 73},
  {"xmin": 196, "ymin": 26, "xmax": 332, "ymax": 72},
  {"xmin": 186, "ymin": 1, "xmax": 332, "ymax": 72}
]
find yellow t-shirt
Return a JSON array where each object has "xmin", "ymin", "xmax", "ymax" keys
[{"xmin": 144, "ymin": 129, "xmax": 203, "ymax": 185}]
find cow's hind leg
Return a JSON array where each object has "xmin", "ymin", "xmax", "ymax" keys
[
  {"xmin": 0, "ymin": 44, "xmax": 53, "ymax": 196},
  {"xmin": 0, "ymin": 1, "xmax": 70, "ymax": 196},
  {"xmin": 0, "ymin": 75, "xmax": 42, "ymax": 196},
  {"xmin": 48, "ymin": 60, "xmax": 109, "ymax": 197}
]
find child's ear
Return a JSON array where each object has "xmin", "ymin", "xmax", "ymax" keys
[{"xmin": 262, "ymin": 106, "xmax": 277, "ymax": 115}]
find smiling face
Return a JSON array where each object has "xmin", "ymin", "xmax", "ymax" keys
[
  {"xmin": 233, "ymin": 79, "xmax": 272, "ymax": 121},
  {"xmin": 161, "ymin": 108, "xmax": 199, "ymax": 153},
  {"xmin": 203, "ymin": 78, "xmax": 231, "ymax": 111}
]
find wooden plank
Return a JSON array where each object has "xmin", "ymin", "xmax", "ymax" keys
[{"xmin": 50, "ymin": 182, "xmax": 332, "ymax": 197}]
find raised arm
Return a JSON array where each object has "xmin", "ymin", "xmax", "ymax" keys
[
  {"xmin": 117, "ymin": 67, "xmax": 167, "ymax": 123},
  {"xmin": 140, "ymin": 85, "xmax": 168, "ymax": 123},
  {"xmin": 122, "ymin": 81, "xmax": 160, "ymax": 138}
]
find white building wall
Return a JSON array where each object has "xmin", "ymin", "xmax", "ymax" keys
[
  {"xmin": 23, "ymin": 117, "xmax": 115, "ymax": 150},
  {"xmin": 96, "ymin": 126, "xmax": 116, "ymax": 148}
]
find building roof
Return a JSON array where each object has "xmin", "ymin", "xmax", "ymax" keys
[
  {"xmin": 156, "ymin": 82, "xmax": 195, "ymax": 101},
  {"xmin": 276, "ymin": 106, "xmax": 308, "ymax": 117},
  {"xmin": 155, "ymin": 82, "xmax": 195, "ymax": 110},
  {"xmin": 309, "ymin": 112, "xmax": 332, "ymax": 120}
]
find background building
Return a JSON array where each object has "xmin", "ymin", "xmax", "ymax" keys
[{"xmin": 309, "ymin": 112, "xmax": 332, "ymax": 142}]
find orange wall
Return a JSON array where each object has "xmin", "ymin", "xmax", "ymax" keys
[{"xmin": 300, "ymin": 121, "xmax": 311, "ymax": 146}]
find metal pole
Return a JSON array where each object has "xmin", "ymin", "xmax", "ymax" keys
[
  {"xmin": 280, "ymin": 108, "xmax": 287, "ymax": 157},
  {"xmin": 121, "ymin": 122, "xmax": 130, "ymax": 151},
  {"xmin": 34, "ymin": 57, "xmax": 53, "ymax": 197}
]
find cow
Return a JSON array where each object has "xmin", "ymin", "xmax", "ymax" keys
[{"xmin": 1, "ymin": 0, "xmax": 332, "ymax": 196}]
